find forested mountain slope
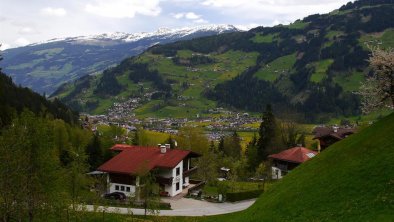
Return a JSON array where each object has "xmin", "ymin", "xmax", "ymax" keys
[
  {"xmin": 1, "ymin": 25, "xmax": 239, "ymax": 94},
  {"xmin": 0, "ymin": 69, "xmax": 78, "ymax": 127},
  {"xmin": 53, "ymin": 0, "xmax": 394, "ymax": 122}
]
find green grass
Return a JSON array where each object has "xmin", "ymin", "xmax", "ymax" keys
[
  {"xmin": 251, "ymin": 33, "xmax": 278, "ymax": 43},
  {"xmin": 172, "ymin": 113, "xmax": 394, "ymax": 221},
  {"xmin": 203, "ymin": 181, "xmax": 264, "ymax": 196},
  {"xmin": 325, "ymin": 30, "xmax": 344, "ymax": 40},
  {"xmin": 359, "ymin": 28, "xmax": 394, "ymax": 49},
  {"xmin": 310, "ymin": 59, "xmax": 334, "ymax": 83},
  {"xmin": 327, "ymin": 109, "xmax": 393, "ymax": 125},
  {"xmin": 333, "ymin": 71, "xmax": 365, "ymax": 92},
  {"xmin": 254, "ymin": 53, "xmax": 296, "ymax": 82},
  {"xmin": 286, "ymin": 21, "xmax": 309, "ymax": 29},
  {"xmin": 176, "ymin": 50, "xmax": 194, "ymax": 58},
  {"xmin": 323, "ymin": 30, "xmax": 345, "ymax": 48}
]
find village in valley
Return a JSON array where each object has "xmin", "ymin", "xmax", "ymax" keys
[
  {"xmin": 80, "ymin": 98, "xmax": 358, "ymax": 215},
  {"xmin": 1, "ymin": 0, "xmax": 393, "ymax": 221}
]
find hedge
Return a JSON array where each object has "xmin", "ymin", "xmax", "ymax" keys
[{"xmin": 226, "ymin": 189, "xmax": 264, "ymax": 202}]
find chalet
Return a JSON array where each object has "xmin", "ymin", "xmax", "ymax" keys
[
  {"xmin": 268, "ymin": 147, "xmax": 318, "ymax": 179},
  {"xmin": 313, "ymin": 126, "xmax": 355, "ymax": 151},
  {"xmin": 98, "ymin": 144, "xmax": 200, "ymax": 197}
]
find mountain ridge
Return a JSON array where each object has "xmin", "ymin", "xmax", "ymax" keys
[
  {"xmin": 2, "ymin": 24, "xmax": 240, "ymax": 94},
  {"xmin": 53, "ymin": 0, "xmax": 394, "ymax": 121}
]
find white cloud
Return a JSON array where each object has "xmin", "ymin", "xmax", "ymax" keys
[
  {"xmin": 202, "ymin": 0, "xmax": 348, "ymax": 8},
  {"xmin": 172, "ymin": 13, "xmax": 184, "ymax": 19},
  {"xmin": 40, "ymin": 7, "xmax": 67, "ymax": 17},
  {"xmin": 171, "ymin": 11, "xmax": 206, "ymax": 23},
  {"xmin": 14, "ymin": 37, "xmax": 30, "ymax": 46},
  {"xmin": 185, "ymin": 12, "xmax": 200, "ymax": 19},
  {"xmin": 201, "ymin": 0, "xmax": 243, "ymax": 7},
  {"xmin": 85, "ymin": 0, "xmax": 161, "ymax": 18},
  {"xmin": 172, "ymin": 12, "xmax": 201, "ymax": 20},
  {"xmin": 18, "ymin": 27, "xmax": 35, "ymax": 34},
  {"xmin": 201, "ymin": 0, "xmax": 349, "ymax": 26}
]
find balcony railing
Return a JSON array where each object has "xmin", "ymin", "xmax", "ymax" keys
[
  {"xmin": 155, "ymin": 176, "xmax": 173, "ymax": 185},
  {"xmin": 183, "ymin": 166, "xmax": 198, "ymax": 177}
]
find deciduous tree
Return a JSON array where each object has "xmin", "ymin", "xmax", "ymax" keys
[{"xmin": 359, "ymin": 47, "xmax": 394, "ymax": 113}]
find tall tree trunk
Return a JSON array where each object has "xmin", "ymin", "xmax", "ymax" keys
[{"xmin": 28, "ymin": 210, "xmax": 33, "ymax": 222}]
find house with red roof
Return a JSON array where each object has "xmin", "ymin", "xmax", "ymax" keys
[
  {"xmin": 98, "ymin": 144, "xmax": 201, "ymax": 197},
  {"xmin": 268, "ymin": 147, "xmax": 318, "ymax": 179},
  {"xmin": 313, "ymin": 126, "xmax": 355, "ymax": 151}
]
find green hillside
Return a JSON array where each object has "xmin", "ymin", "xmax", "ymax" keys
[
  {"xmin": 167, "ymin": 113, "xmax": 394, "ymax": 221},
  {"xmin": 0, "ymin": 71, "xmax": 78, "ymax": 128},
  {"xmin": 189, "ymin": 112, "xmax": 394, "ymax": 221},
  {"xmin": 52, "ymin": 0, "xmax": 394, "ymax": 121},
  {"xmin": 86, "ymin": 111, "xmax": 394, "ymax": 222}
]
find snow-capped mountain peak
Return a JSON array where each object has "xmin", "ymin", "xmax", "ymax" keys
[{"xmin": 30, "ymin": 24, "xmax": 240, "ymax": 46}]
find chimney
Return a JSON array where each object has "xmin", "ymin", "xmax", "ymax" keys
[
  {"xmin": 333, "ymin": 126, "xmax": 338, "ymax": 133},
  {"xmin": 165, "ymin": 144, "xmax": 171, "ymax": 149},
  {"xmin": 160, "ymin": 145, "xmax": 167, "ymax": 154}
]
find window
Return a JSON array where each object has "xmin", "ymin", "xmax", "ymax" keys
[
  {"xmin": 176, "ymin": 167, "xmax": 180, "ymax": 176},
  {"xmin": 126, "ymin": 187, "xmax": 130, "ymax": 192},
  {"xmin": 176, "ymin": 182, "xmax": 180, "ymax": 191},
  {"xmin": 121, "ymin": 186, "xmax": 125, "ymax": 191},
  {"xmin": 115, "ymin": 185, "xmax": 119, "ymax": 191}
]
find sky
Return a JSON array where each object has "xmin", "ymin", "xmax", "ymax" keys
[{"xmin": 0, "ymin": 0, "xmax": 352, "ymax": 50}]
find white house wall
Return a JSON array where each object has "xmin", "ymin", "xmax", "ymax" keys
[
  {"xmin": 109, "ymin": 182, "xmax": 136, "ymax": 197},
  {"xmin": 271, "ymin": 166, "xmax": 283, "ymax": 179}
]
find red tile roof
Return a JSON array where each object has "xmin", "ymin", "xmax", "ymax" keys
[
  {"xmin": 268, "ymin": 147, "xmax": 318, "ymax": 163},
  {"xmin": 98, "ymin": 144, "xmax": 200, "ymax": 175}
]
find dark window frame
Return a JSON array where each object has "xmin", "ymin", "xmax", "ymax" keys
[
  {"xmin": 176, "ymin": 182, "xmax": 180, "ymax": 191},
  {"xmin": 176, "ymin": 167, "xmax": 180, "ymax": 176}
]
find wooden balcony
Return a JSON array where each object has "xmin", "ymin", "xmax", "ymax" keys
[
  {"xmin": 155, "ymin": 176, "xmax": 173, "ymax": 185},
  {"xmin": 183, "ymin": 166, "xmax": 198, "ymax": 177}
]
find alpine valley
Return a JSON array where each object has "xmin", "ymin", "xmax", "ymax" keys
[
  {"xmin": 50, "ymin": 1, "xmax": 394, "ymax": 122},
  {"xmin": 2, "ymin": 25, "xmax": 239, "ymax": 95}
]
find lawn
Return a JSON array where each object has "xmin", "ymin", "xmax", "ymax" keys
[{"xmin": 203, "ymin": 181, "xmax": 264, "ymax": 196}]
